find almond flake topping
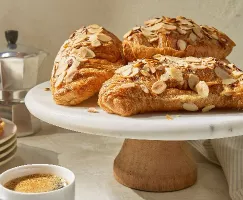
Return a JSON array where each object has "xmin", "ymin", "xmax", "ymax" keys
[
  {"xmin": 183, "ymin": 103, "xmax": 198, "ymax": 111},
  {"xmin": 123, "ymin": 30, "xmax": 133, "ymax": 38},
  {"xmin": 195, "ymin": 81, "xmax": 209, "ymax": 97},
  {"xmin": 140, "ymin": 70, "xmax": 150, "ymax": 76},
  {"xmin": 189, "ymin": 32, "xmax": 197, "ymax": 42},
  {"xmin": 79, "ymin": 47, "xmax": 95, "ymax": 58},
  {"xmin": 162, "ymin": 23, "xmax": 177, "ymax": 30},
  {"xmin": 214, "ymin": 67, "xmax": 231, "ymax": 79},
  {"xmin": 140, "ymin": 84, "xmax": 149, "ymax": 93},
  {"xmin": 168, "ymin": 67, "xmax": 184, "ymax": 82},
  {"xmin": 97, "ymin": 33, "xmax": 112, "ymax": 42},
  {"xmin": 144, "ymin": 18, "xmax": 162, "ymax": 25},
  {"xmin": 146, "ymin": 23, "xmax": 163, "ymax": 31},
  {"xmin": 121, "ymin": 83, "xmax": 136, "ymax": 89},
  {"xmin": 152, "ymin": 80, "xmax": 167, "ymax": 94},
  {"xmin": 193, "ymin": 26, "xmax": 203, "ymax": 38},
  {"xmin": 222, "ymin": 79, "xmax": 237, "ymax": 85},
  {"xmin": 177, "ymin": 39, "xmax": 187, "ymax": 50},
  {"xmin": 115, "ymin": 65, "xmax": 132, "ymax": 74},
  {"xmin": 121, "ymin": 67, "xmax": 132, "ymax": 77},
  {"xmin": 88, "ymin": 107, "xmax": 99, "ymax": 113},
  {"xmin": 160, "ymin": 72, "xmax": 170, "ymax": 81},
  {"xmin": 202, "ymin": 105, "xmax": 215, "ymax": 112},
  {"xmin": 55, "ymin": 58, "xmax": 68, "ymax": 76},
  {"xmin": 141, "ymin": 27, "xmax": 153, "ymax": 37},
  {"xmin": 186, "ymin": 57, "xmax": 201, "ymax": 63},
  {"xmin": 128, "ymin": 67, "xmax": 140, "ymax": 77},
  {"xmin": 188, "ymin": 74, "xmax": 200, "ymax": 90},
  {"xmin": 177, "ymin": 27, "xmax": 187, "ymax": 35},
  {"xmin": 55, "ymin": 71, "xmax": 67, "ymax": 87}
]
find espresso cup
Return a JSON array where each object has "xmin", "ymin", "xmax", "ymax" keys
[{"xmin": 0, "ymin": 164, "xmax": 75, "ymax": 200}]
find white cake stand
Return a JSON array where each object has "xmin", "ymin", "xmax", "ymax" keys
[{"xmin": 25, "ymin": 82, "xmax": 243, "ymax": 192}]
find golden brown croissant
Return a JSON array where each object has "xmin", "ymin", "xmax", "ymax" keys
[
  {"xmin": 98, "ymin": 55, "xmax": 243, "ymax": 116},
  {"xmin": 51, "ymin": 24, "xmax": 126, "ymax": 105},
  {"xmin": 123, "ymin": 16, "xmax": 235, "ymax": 62}
]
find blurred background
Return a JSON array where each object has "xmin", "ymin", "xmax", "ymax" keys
[{"xmin": 0, "ymin": 0, "xmax": 242, "ymax": 83}]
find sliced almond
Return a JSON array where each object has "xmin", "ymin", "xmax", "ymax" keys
[
  {"xmin": 86, "ymin": 48, "xmax": 96, "ymax": 58},
  {"xmin": 141, "ymin": 27, "xmax": 153, "ymax": 37},
  {"xmin": 91, "ymin": 39, "xmax": 101, "ymax": 47},
  {"xmin": 73, "ymin": 34, "xmax": 87, "ymax": 44},
  {"xmin": 180, "ymin": 25, "xmax": 192, "ymax": 30},
  {"xmin": 140, "ymin": 70, "xmax": 150, "ymax": 76},
  {"xmin": 121, "ymin": 83, "xmax": 136, "ymax": 89},
  {"xmin": 123, "ymin": 30, "xmax": 133, "ymax": 39},
  {"xmin": 88, "ymin": 107, "xmax": 99, "ymax": 113},
  {"xmin": 148, "ymin": 65, "xmax": 156, "ymax": 74},
  {"xmin": 128, "ymin": 67, "xmax": 140, "ymax": 77},
  {"xmin": 133, "ymin": 26, "xmax": 140, "ymax": 31},
  {"xmin": 79, "ymin": 47, "xmax": 88, "ymax": 58},
  {"xmin": 162, "ymin": 23, "xmax": 177, "ymax": 30},
  {"xmin": 55, "ymin": 71, "xmax": 66, "ymax": 87},
  {"xmin": 160, "ymin": 72, "xmax": 170, "ymax": 81},
  {"xmin": 193, "ymin": 26, "xmax": 203, "ymax": 38},
  {"xmin": 55, "ymin": 53, "xmax": 62, "ymax": 63},
  {"xmin": 65, "ymin": 70, "xmax": 78, "ymax": 83},
  {"xmin": 149, "ymin": 36, "xmax": 159, "ymax": 42},
  {"xmin": 121, "ymin": 67, "xmax": 132, "ymax": 77},
  {"xmin": 195, "ymin": 81, "xmax": 209, "ymax": 97},
  {"xmin": 232, "ymin": 70, "xmax": 243, "ymax": 78},
  {"xmin": 55, "ymin": 58, "xmax": 68, "ymax": 76},
  {"xmin": 214, "ymin": 67, "xmax": 231, "ymax": 79},
  {"xmin": 183, "ymin": 103, "xmax": 198, "ymax": 111},
  {"xmin": 202, "ymin": 105, "xmax": 215, "ymax": 112},
  {"xmin": 177, "ymin": 27, "xmax": 187, "ymax": 35},
  {"xmin": 152, "ymin": 80, "xmax": 167, "ymax": 94},
  {"xmin": 115, "ymin": 65, "xmax": 133, "ymax": 74},
  {"xmin": 222, "ymin": 79, "xmax": 237, "ymax": 85},
  {"xmin": 88, "ymin": 24, "xmax": 101, "ymax": 29},
  {"xmin": 97, "ymin": 33, "xmax": 112, "ymax": 42},
  {"xmin": 186, "ymin": 57, "xmax": 201, "ymax": 63},
  {"xmin": 87, "ymin": 27, "xmax": 103, "ymax": 34},
  {"xmin": 179, "ymin": 18, "xmax": 193, "ymax": 26},
  {"xmin": 188, "ymin": 74, "xmax": 200, "ymax": 90},
  {"xmin": 189, "ymin": 32, "xmax": 197, "ymax": 42},
  {"xmin": 140, "ymin": 84, "xmax": 149, "ymax": 93},
  {"xmin": 146, "ymin": 23, "xmax": 163, "ymax": 31},
  {"xmin": 211, "ymin": 33, "xmax": 219, "ymax": 40},
  {"xmin": 177, "ymin": 39, "xmax": 187, "ymax": 50},
  {"xmin": 144, "ymin": 18, "xmax": 162, "ymax": 25},
  {"xmin": 169, "ymin": 67, "xmax": 184, "ymax": 82}
]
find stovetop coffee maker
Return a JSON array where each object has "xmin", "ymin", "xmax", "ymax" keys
[{"xmin": 0, "ymin": 30, "xmax": 48, "ymax": 137}]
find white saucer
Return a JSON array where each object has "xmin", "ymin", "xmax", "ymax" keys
[
  {"xmin": 0, "ymin": 147, "xmax": 17, "ymax": 167},
  {"xmin": 0, "ymin": 119, "xmax": 17, "ymax": 144},
  {"xmin": 0, "ymin": 143, "xmax": 17, "ymax": 159},
  {"xmin": 0, "ymin": 137, "xmax": 17, "ymax": 152}
]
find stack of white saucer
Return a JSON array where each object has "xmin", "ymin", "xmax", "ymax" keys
[{"xmin": 0, "ymin": 119, "xmax": 17, "ymax": 167}]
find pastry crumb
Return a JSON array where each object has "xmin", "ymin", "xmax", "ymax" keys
[
  {"xmin": 166, "ymin": 114, "xmax": 173, "ymax": 120},
  {"xmin": 44, "ymin": 88, "xmax": 50, "ymax": 91},
  {"xmin": 88, "ymin": 107, "xmax": 99, "ymax": 113}
]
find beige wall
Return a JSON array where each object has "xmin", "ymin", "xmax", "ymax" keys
[{"xmin": 0, "ymin": 0, "xmax": 242, "ymax": 82}]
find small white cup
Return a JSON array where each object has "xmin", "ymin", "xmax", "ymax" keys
[{"xmin": 0, "ymin": 164, "xmax": 75, "ymax": 200}]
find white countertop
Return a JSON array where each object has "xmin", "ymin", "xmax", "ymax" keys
[{"xmin": 0, "ymin": 123, "xmax": 231, "ymax": 200}]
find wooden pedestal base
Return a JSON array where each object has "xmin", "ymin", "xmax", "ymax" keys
[{"xmin": 113, "ymin": 139, "xmax": 197, "ymax": 192}]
